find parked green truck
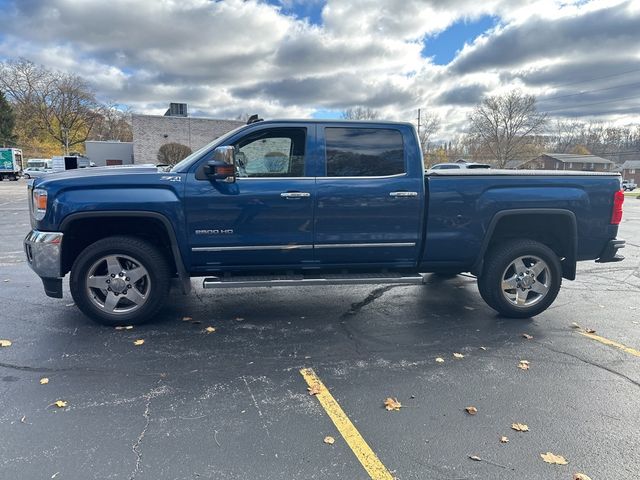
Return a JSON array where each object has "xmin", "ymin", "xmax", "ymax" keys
[{"xmin": 0, "ymin": 148, "xmax": 23, "ymax": 181}]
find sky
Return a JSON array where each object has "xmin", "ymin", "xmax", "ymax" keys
[{"xmin": 0, "ymin": 0, "xmax": 639, "ymax": 139}]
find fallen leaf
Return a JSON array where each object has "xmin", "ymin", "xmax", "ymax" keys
[
  {"xmin": 479, "ymin": 346, "xmax": 487, "ymax": 351},
  {"xmin": 3, "ymin": 279, "xmax": 8, "ymax": 282},
  {"xmin": 40, "ymin": 377, "xmax": 49, "ymax": 385},
  {"xmin": 235, "ymin": 317, "xmax": 244, "ymax": 322},
  {"xmin": 540, "ymin": 452, "xmax": 568, "ymax": 465},
  {"xmin": 115, "ymin": 325, "xmax": 133, "ymax": 330},
  {"xmin": 585, "ymin": 328, "xmax": 596, "ymax": 334},
  {"xmin": 435, "ymin": 357, "xmax": 445, "ymax": 363},
  {"xmin": 181, "ymin": 316, "xmax": 192, "ymax": 322},
  {"xmin": 323, "ymin": 436, "xmax": 335, "ymax": 445},
  {"xmin": 573, "ymin": 474, "xmax": 592, "ymax": 480},
  {"xmin": 453, "ymin": 352, "xmax": 465, "ymax": 359},
  {"xmin": 0, "ymin": 339, "xmax": 12, "ymax": 347},
  {"xmin": 51, "ymin": 472, "xmax": 60, "ymax": 479},
  {"xmin": 511, "ymin": 423, "xmax": 529, "ymax": 432},
  {"xmin": 20, "ymin": 416, "xmax": 26, "ymax": 423},
  {"xmin": 465, "ymin": 406, "xmax": 478, "ymax": 415},
  {"xmin": 204, "ymin": 326, "xmax": 217, "ymax": 333},
  {"xmin": 53, "ymin": 400, "xmax": 68, "ymax": 408},
  {"xmin": 133, "ymin": 339, "xmax": 145, "ymax": 346},
  {"xmin": 518, "ymin": 360, "xmax": 530, "ymax": 370},
  {"xmin": 464, "ymin": 306, "xmax": 475, "ymax": 311},
  {"xmin": 307, "ymin": 385, "xmax": 322, "ymax": 396},
  {"xmin": 384, "ymin": 397, "xmax": 402, "ymax": 411},
  {"xmin": 522, "ymin": 333, "xmax": 534, "ymax": 340},
  {"xmin": 500, "ymin": 436, "xmax": 509, "ymax": 443},
  {"xmin": 468, "ymin": 455, "xmax": 482, "ymax": 461},
  {"xmin": 65, "ymin": 303, "xmax": 75, "ymax": 307},
  {"xmin": 571, "ymin": 322, "xmax": 581, "ymax": 329}
]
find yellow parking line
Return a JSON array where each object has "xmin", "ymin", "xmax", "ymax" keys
[
  {"xmin": 579, "ymin": 332, "xmax": 640, "ymax": 357},
  {"xmin": 300, "ymin": 368, "xmax": 394, "ymax": 480}
]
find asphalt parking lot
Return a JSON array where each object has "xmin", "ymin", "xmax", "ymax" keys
[{"xmin": 1, "ymin": 179, "xmax": 639, "ymax": 480}]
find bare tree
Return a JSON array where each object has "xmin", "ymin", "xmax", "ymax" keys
[
  {"xmin": 89, "ymin": 102, "xmax": 133, "ymax": 142},
  {"xmin": 468, "ymin": 90, "xmax": 547, "ymax": 167},
  {"xmin": 157, "ymin": 143, "xmax": 192, "ymax": 166},
  {"xmin": 417, "ymin": 111, "xmax": 440, "ymax": 154},
  {"xmin": 341, "ymin": 106, "xmax": 380, "ymax": 120},
  {"xmin": 0, "ymin": 58, "xmax": 101, "ymax": 153}
]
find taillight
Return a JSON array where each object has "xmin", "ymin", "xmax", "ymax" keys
[{"xmin": 611, "ymin": 190, "xmax": 624, "ymax": 225}]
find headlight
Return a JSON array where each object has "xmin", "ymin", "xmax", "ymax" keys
[{"xmin": 32, "ymin": 188, "xmax": 48, "ymax": 221}]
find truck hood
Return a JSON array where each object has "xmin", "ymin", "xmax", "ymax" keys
[{"xmin": 42, "ymin": 164, "xmax": 159, "ymax": 181}]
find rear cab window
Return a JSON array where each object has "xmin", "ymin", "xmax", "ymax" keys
[{"xmin": 324, "ymin": 127, "xmax": 405, "ymax": 177}]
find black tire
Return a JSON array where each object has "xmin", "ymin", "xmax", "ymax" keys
[
  {"xmin": 70, "ymin": 236, "xmax": 171, "ymax": 326},
  {"xmin": 477, "ymin": 239, "xmax": 562, "ymax": 318},
  {"xmin": 23, "ymin": 174, "xmax": 31, "ymax": 179}
]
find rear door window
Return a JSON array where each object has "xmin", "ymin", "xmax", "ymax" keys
[{"xmin": 325, "ymin": 127, "xmax": 404, "ymax": 177}]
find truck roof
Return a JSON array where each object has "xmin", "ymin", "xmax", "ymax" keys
[{"xmin": 249, "ymin": 119, "xmax": 416, "ymax": 128}]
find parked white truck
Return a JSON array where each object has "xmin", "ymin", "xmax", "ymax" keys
[{"xmin": 0, "ymin": 148, "xmax": 23, "ymax": 181}]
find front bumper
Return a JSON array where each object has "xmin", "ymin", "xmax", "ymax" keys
[
  {"xmin": 24, "ymin": 230, "xmax": 64, "ymax": 298},
  {"xmin": 596, "ymin": 239, "xmax": 625, "ymax": 263}
]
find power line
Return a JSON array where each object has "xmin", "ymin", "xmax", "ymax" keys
[
  {"xmin": 541, "ymin": 94, "xmax": 640, "ymax": 113},
  {"xmin": 529, "ymin": 66, "xmax": 640, "ymax": 89},
  {"xmin": 538, "ymin": 81, "xmax": 640, "ymax": 103}
]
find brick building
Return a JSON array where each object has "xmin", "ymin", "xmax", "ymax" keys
[
  {"xmin": 518, "ymin": 153, "xmax": 614, "ymax": 172},
  {"xmin": 620, "ymin": 160, "xmax": 640, "ymax": 184},
  {"xmin": 131, "ymin": 104, "xmax": 244, "ymax": 164}
]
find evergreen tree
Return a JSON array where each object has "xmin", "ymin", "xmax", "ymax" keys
[{"xmin": 0, "ymin": 91, "xmax": 16, "ymax": 147}]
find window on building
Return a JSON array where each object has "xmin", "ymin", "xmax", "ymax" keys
[
  {"xmin": 630, "ymin": 169, "xmax": 636, "ymax": 174},
  {"xmin": 234, "ymin": 127, "xmax": 306, "ymax": 177},
  {"xmin": 325, "ymin": 127, "xmax": 404, "ymax": 177}
]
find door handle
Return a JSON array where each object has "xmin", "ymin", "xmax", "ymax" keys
[
  {"xmin": 280, "ymin": 191, "xmax": 311, "ymax": 199},
  {"xmin": 389, "ymin": 191, "xmax": 418, "ymax": 197}
]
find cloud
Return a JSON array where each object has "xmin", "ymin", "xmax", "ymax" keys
[
  {"xmin": 0, "ymin": 0, "xmax": 638, "ymax": 135},
  {"xmin": 435, "ymin": 84, "xmax": 488, "ymax": 105}
]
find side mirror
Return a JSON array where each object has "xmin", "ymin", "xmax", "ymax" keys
[{"xmin": 205, "ymin": 146, "xmax": 236, "ymax": 183}]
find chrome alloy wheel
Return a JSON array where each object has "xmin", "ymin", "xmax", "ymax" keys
[
  {"xmin": 500, "ymin": 255, "xmax": 551, "ymax": 307},
  {"xmin": 86, "ymin": 254, "xmax": 151, "ymax": 315}
]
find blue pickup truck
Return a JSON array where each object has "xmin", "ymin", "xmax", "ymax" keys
[{"xmin": 24, "ymin": 120, "xmax": 625, "ymax": 325}]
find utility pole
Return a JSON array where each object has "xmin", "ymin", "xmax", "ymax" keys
[
  {"xmin": 416, "ymin": 108, "xmax": 421, "ymax": 137},
  {"xmin": 63, "ymin": 127, "xmax": 69, "ymax": 155}
]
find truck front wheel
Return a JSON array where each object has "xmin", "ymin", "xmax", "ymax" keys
[
  {"xmin": 477, "ymin": 239, "xmax": 562, "ymax": 318},
  {"xmin": 70, "ymin": 236, "xmax": 171, "ymax": 325}
]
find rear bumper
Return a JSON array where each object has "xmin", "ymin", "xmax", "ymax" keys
[
  {"xmin": 596, "ymin": 239, "xmax": 625, "ymax": 263},
  {"xmin": 24, "ymin": 230, "xmax": 64, "ymax": 298}
]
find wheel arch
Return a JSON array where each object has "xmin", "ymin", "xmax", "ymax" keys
[
  {"xmin": 60, "ymin": 211, "xmax": 191, "ymax": 294},
  {"xmin": 472, "ymin": 209, "xmax": 577, "ymax": 280}
]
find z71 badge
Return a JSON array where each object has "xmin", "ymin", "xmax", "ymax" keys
[{"xmin": 160, "ymin": 175, "xmax": 182, "ymax": 182}]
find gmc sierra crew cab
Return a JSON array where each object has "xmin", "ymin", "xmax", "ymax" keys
[{"xmin": 24, "ymin": 119, "xmax": 626, "ymax": 325}]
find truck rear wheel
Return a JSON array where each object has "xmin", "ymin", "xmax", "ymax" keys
[
  {"xmin": 477, "ymin": 239, "xmax": 562, "ymax": 318},
  {"xmin": 70, "ymin": 236, "xmax": 171, "ymax": 326}
]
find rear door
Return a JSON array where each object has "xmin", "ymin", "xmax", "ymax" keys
[
  {"xmin": 313, "ymin": 124, "xmax": 424, "ymax": 267},
  {"xmin": 185, "ymin": 124, "xmax": 316, "ymax": 270}
]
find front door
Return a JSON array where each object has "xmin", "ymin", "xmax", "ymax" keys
[
  {"xmin": 185, "ymin": 125, "xmax": 315, "ymax": 271},
  {"xmin": 313, "ymin": 125, "xmax": 424, "ymax": 267}
]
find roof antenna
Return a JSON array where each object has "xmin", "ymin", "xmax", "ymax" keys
[{"xmin": 247, "ymin": 114, "xmax": 263, "ymax": 125}]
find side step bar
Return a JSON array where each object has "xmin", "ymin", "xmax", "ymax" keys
[{"xmin": 203, "ymin": 273, "xmax": 426, "ymax": 289}]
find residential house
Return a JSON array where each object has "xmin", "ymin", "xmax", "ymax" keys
[
  {"xmin": 621, "ymin": 160, "xmax": 640, "ymax": 184},
  {"xmin": 518, "ymin": 153, "xmax": 614, "ymax": 172}
]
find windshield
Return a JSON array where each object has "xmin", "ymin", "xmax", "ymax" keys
[{"xmin": 170, "ymin": 124, "xmax": 248, "ymax": 172}]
